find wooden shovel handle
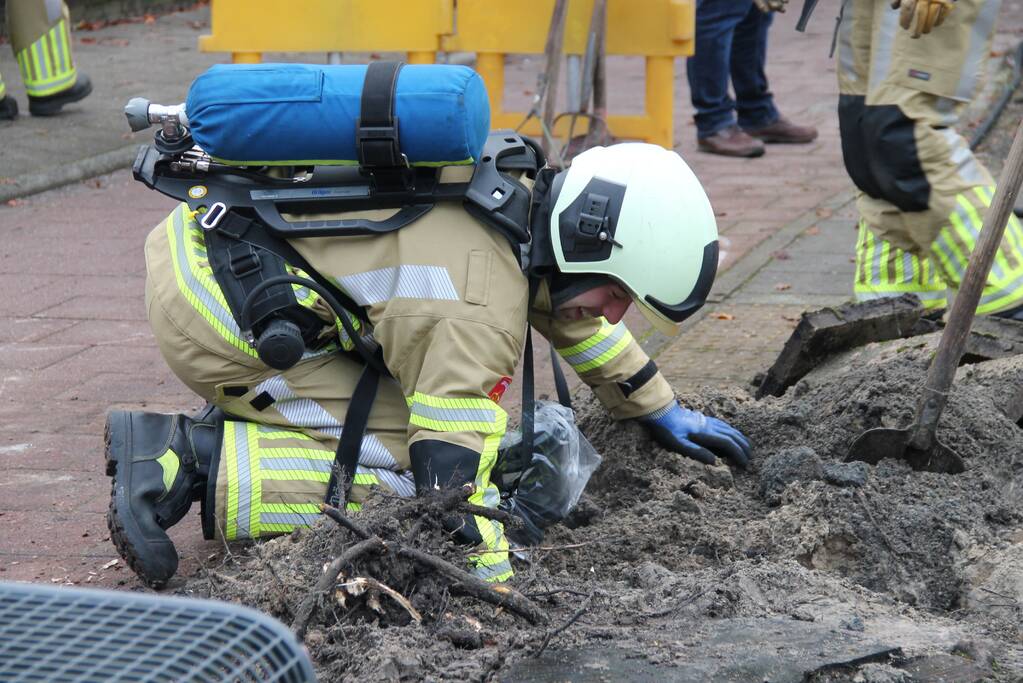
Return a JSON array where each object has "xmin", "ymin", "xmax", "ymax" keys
[{"xmin": 912, "ymin": 120, "xmax": 1023, "ymax": 449}]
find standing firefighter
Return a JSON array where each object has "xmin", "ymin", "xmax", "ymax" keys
[
  {"xmin": 840, "ymin": 0, "xmax": 1023, "ymax": 317},
  {"xmin": 1, "ymin": 0, "xmax": 92, "ymax": 119},
  {"xmin": 105, "ymin": 63, "xmax": 751, "ymax": 588}
]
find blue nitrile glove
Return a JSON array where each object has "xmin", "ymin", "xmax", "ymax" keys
[{"xmin": 637, "ymin": 402, "xmax": 751, "ymax": 468}]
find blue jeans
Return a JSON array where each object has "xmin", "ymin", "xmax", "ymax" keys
[{"xmin": 686, "ymin": 0, "xmax": 780, "ymax": 139}]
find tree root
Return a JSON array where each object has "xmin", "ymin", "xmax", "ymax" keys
[{"xmin": 293, "ymin": 503, "xmax": 548, "ymax": 635}]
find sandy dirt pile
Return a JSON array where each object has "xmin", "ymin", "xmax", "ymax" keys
[{"xmin": 181, "ymin": 347, "xmax": 1023, "ymax": 682}]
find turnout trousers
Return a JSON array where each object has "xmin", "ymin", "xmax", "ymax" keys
[
  {"xmin": 838, "ymin": 0, "xmax": 1023, "ymax": 314},
  {"xmin": 2, "ymin": 0, "xmax": 78, "ymax": 98}
]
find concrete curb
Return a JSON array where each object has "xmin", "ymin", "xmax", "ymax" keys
[{"xmin": 0, "ymin": 143, "xmax": 139, "ymax": 204}]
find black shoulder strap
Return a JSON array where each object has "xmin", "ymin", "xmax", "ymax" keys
[{"xmin": 325, "ymin": 356, "xmax": 381, "ymax": 508}]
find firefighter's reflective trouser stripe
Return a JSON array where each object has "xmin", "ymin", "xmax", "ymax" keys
[
  {"xmin": 163, "ymin": 203, "xmax": 346, "ymax": 360},
  {"xmin": 407, "ymin": 392, "xmax": 512, "ymax": 582},
  {"xmin": 836, "ymin": 0, "xmax": 1023, "ymax": 314},
  {"xmin": 855, "ymin": 187, "xmax": 1023, "ymax": 313},
  {"xmin": 7, "ymin": 0, "xmax": 77, "ymax": 97},
  {"xmin": 218, "ymin": 420, "xmax": 415, "ymax": 540},
  {"xmin": 0, "ymin": 75, "xmax": 6, "ymax": 98}
]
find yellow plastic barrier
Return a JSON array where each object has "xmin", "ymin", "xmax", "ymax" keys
[
  {"xmin": 198, "ymin": 0, "xmax": 694, "ymax": 147},
  {"xmin": 198, "ymin": 0, "xmax": 454, "ymax": 65},
  {"xmin": 445, "ymin": 0, "xmax": 695, "ymax": 148}
]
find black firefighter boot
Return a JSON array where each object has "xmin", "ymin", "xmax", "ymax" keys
[{"xmin": 105, "ymin": 405, "xmax": 222, "ymax": 588}]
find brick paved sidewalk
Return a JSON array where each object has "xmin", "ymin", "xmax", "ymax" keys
[{"xmin": 0, "ymin": 5, "xmax": 1019, "ymax": 589}]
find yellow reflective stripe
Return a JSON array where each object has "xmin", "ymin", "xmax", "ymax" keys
[
  {"xmin": 260, "ymin": 523, "xmax": 301, "ymax": 534},
  {"xmin": 407, "ymin": 392, "xmax": 508, "ymax": 434},
  {"xmin": 0, "ymin": 79, "xmax": 5, "ymax": 98},
  {"xmin": 261, "ymin": 502, "xmax": 321, "ymax": 515},
  {"xmin": 346, "ymin": 502, "xmax": 363, "ymax": 512},
  {"xmin": 166, "ymin": 206, "xmax": 258, "ymax": 357},
  {"xmin": 224, "ymin": 423, "xmax": 240, "ymax": 540},
  {"xmin": 572, "ymin": 331, "xmax": 631, "ymax": 373},
  {"xmin": 974, "ymin": 186, "xmax": 1023, "ymax": 275},
  {"xmin": 352, "ymin": 473, "xmax": 378, "ymax": 486},
  {"xmin": 20, "ymin": 21, "xmax": 77, "ymax": 96},
  {"xmin": 556, "ymin": 320, "xmax": 616, "ymax": 357},
  {"xmin": 863, "ymin": 223, "xmax": 876, "ymax": 285},
  {"xmin": 260, "ymin": 469, "xmax": 331, "ymax": 483}
]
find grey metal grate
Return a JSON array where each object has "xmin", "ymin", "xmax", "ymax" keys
[{"xmin": 0, "ymin": 581, "xmax": 316, "ymax": 682}]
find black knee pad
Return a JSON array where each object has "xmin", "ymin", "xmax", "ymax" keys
[{"xmin": 838, "ymin": 95, "xmax": 930, "ymax": 212}]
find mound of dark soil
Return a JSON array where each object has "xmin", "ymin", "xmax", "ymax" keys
[{"xmin": 180, "ymin": 348, "xmax": 1023, "ymax": 682}]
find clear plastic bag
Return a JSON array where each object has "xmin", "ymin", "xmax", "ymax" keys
[{"xmin": 493, "ymin": 401, "xmax": 602, "ymax": 546}]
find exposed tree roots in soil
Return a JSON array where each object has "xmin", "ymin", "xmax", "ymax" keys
[{"xmin": 179, "ymin": 348, "xmax": 1023, "ymax": 682}]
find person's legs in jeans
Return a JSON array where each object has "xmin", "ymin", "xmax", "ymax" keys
[
  {"xmin": 686, "ymin": 0, "xmax": 754, "ymax": 139},
  {"xmin": 731, "ymin": 5, "xmax": 779, "ymax": 131}
]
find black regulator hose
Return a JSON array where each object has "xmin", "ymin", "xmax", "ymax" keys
[{"xmin": 239, "ymin": 275, "xmax": 388, "ymax": 376}]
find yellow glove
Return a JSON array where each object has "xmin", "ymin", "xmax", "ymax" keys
[
  {"xmin": 891, "ymin": 0, "xmax": 955, "ymax": 38},
  {"xmin": 753, "ymin": 0, "xmax": 788, "ymax": 12}
]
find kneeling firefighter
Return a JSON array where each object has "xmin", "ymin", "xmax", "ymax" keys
[{"xmin": 107, "ymin": 62, "xmax": 752, "ymax": 588}]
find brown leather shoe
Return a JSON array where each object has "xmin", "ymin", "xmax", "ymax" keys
[
  {"xmin": 745, "ymin": 116, "xmax": 818, "ymax": 144},
  {"xmin": 697, "ymin": 125, "xmax": 765, "ymax": 158}
]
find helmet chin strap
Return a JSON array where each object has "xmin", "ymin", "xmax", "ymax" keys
[{"xmin": 547, "ymin": 273, "xmax": 613, "ymax": 309}]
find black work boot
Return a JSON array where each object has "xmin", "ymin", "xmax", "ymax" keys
[
  {"xmin": 105, "ymin": 405, "xmax": 222, "ymax": 588},
  {"xmin": 0, "ymin": 95, "xmax": 17, "ymax": 121},
  {"xmin": 28, "ymin": 73, "xmax": 92, "ymax": 116}
]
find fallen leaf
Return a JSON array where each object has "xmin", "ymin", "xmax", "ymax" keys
[
  {"xmin": 99, "ymin": 38, "xmax": 131, "ymax": 47},
  {"xmin": 816, "ymin": 207, "xmax": 833, "ymax": 218},
  {"xmin": 79, "ymin": 36, "xmax": 97, "ymax": 44},
  {"xmin": 712, "ymin": 312, "xmax": 735, "ymax": 320},
  {"xmin": 4, "ymin": 199, "xmax": 22, "ymax": 207},
  {"xmin": 805, "ymin": 225, "xmax": 820, "ymax": 236},
  {"xmin": 771, "ymin": 250, "xmax": 790, "ymax": 260},
  {"xmin": 101, "ymin": 559, "xmax": 118, "ymax": 570},
  {"xmin": 774, "ymin": 283, "xmax": 792, "ymax": 291},
  {"xmin": 143, "ymin": 13, "xmax": 157, "ymax": 24}
]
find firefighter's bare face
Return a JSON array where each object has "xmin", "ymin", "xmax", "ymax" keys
[{"xmin": 554, "ymin": 283, "xmax": 632, "ymax": 323}]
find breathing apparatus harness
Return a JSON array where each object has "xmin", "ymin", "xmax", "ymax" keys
[{"xmin": 129, "ymin": 61, "xmax": 572, "ymax": 507}]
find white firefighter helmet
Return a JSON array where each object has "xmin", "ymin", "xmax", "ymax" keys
[{"xmin": 548, "ymin": 143, "xmax": 719, "ymax": 335}]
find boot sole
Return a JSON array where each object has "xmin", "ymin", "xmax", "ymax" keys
[{"xmin": 105, "ymin": 411, "xmax": 173, "ymax": 589}]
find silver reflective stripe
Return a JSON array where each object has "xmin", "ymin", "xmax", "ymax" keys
[
  {"xmin": 480, "ymin": 483, "xmax": 499, "ymax": 508},
  {"xmin": 33, "ymin": 41, "xmax": 49, "ymax": 80},
  {"xmin": 253, "ymin": 376, "xmax": 400, "ymax": 469},
  {"xmin": 410, "ymin": 403, "xmax": 497, "ymax": 425},
  {"xmin": 942, "ymin": 129, "xmax": 985, "ymax": 185},
  {"xmin": 233, "ymin": 422, "xmax": 252, "ymax": 539},
  {"xmin": 373, "ymin": 468, "xmax": 416, "ymax": 497},
  {"xmin": 951, "ymin": 199, "xmax": 1006, "ymax": 280},
  {"xmin": 934, "ymin": 232, "xmax": 967, "ymax": 279},
  {"xmin": 559, "ymin": 323, "xmax": 628, "ymax": 368},
  {"xmin": 260, "ymin": 457, "xmax": 331, "ymax": 473},
  {"xmin": 837, "ymin": 0, "xmax": 856, "ymax": 84},
  {"xmin": 261, "ymin": 512, "xmax": 317, "ymax": 527},
  {"xmin": 901, "ymin": 253, "xmax": 914, "ymax": 284},
  {"xmin": 870, "ymin": 235, "xmax": 884, "ymax": 285},
  {"xmin": 917, "ymin": 289, "xmax": 949, "ymax": 302},
  {"xmin": 955, "ymin": 0, "xmax": 1002, "ymax": 101},
  {"xmin": 869, "ymin": 6, "xmax": 900, "ymax": 89},
  {"xmin": 933, "ymin": 97, "xmax": 959, "ymax": 127},
  {"xmin": 171, "ymin": 208, "xmax": 246, "ymax": 339},
  {"xmin": 44, "ymin": 0, "xmax": 62, "ymax": 23},
  {"xmin": 54, "ymin": 24, "xmax": 66, "ymax": 73},
  {"xmin": 980, "ymin": 268, "xmax": 1023, "ymax": 307},
  {"xmin": 336, "ymin": 265, "xmax": 459, "ymax": 306}
]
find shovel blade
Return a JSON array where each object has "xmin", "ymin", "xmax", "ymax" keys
[{"xmin": 846, "ymin": 427, "xmax": 966, "ymax": 474}]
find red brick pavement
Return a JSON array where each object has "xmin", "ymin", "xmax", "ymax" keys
[{"xmin": 0, "ymin": 6, "xmax": 1018, "ymax": 589}]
